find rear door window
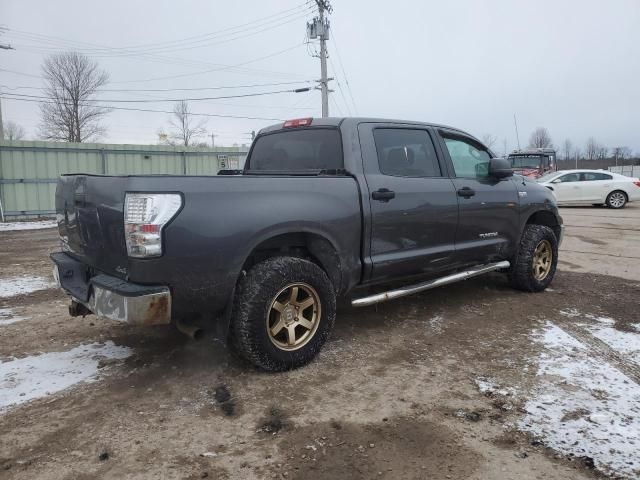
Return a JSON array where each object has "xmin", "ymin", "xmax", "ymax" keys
[
  {"xmin": 582, "ymin": 172, "xmax": 612, "ymax": 181},
  {"xmin": 557, "ymin": 173, "xmax": 580, "ymax": 183},
  {"xmin": 373, "ymin": 128, "xmax": 442, "ymax": 177},
  {"xmin": 247, "ymin": 128, "xmax": 343, "ymax": 171}
]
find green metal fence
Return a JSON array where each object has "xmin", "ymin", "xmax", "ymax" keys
[{"xmin": 0, "ymin": 140, "xmax": 248, "ymax": 219}]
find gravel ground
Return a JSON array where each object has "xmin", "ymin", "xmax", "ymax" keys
[{"xmin": 0, "ymin": 205, "xmax": 638, "ymax": 480}]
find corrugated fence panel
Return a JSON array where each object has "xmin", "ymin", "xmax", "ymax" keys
[
  {"xmin": 0, "ymin": 140, "xmax": 248, "ymax": 218},
  {"xmin": 610, "ymin": 165, "xmax": 640, "ymax": 178},
  {"xmin": 186, "ymin": 155, "xmax": 221, "ymax": 175}
]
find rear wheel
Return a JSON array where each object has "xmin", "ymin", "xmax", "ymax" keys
[
  {"xmin": 606, "ymin": 190, "xmax": 627, "ymax": 209},
  {"xmin": 230, "ymin": 257, "xmax": 336, "ymax": 371},
  {"xmin": 509, "ymin": 224, "xmax": 558, "ymax": 292}
]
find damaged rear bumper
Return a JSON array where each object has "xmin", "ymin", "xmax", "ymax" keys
[{"xmin": 51, "ymin": 252, "xmax": 171, "ymax": 326}]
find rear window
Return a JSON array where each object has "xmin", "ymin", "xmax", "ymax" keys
[
  {"xmin": 582, "ymin": 172, "xmax": 612, "ymax": 181},
  {"xmin": 247, "ymin": 128, "xmax": 343, "ymax": 171}
]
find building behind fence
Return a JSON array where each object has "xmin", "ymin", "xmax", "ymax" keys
[
  {"xmin": 0, "ymin": 140, "xmax": 249, "ymax": 219},
  {"xmin": 609, "ymin": 165, "xmax": 640, "ymax": 178}
]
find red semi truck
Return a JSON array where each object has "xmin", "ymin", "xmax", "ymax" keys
[{"xmin": 508, "ymin": 148, "xmax": 557, "ymax": 179}]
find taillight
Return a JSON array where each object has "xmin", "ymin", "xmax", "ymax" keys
[
  {"xmin": 283, "ymin": 117, "xmax": 312, "ymax": 128},
  {"xmin": 633, "ymin": 181, "xmax": 640, "ymax": 188},
  {"xmin": 124, "ymin": 193, "xmax": 182, "ymax": 258}
]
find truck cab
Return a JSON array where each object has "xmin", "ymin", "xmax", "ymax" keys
[{"xmin": 508, "ymin": 148, "xmax": 557, "ymax": 179}]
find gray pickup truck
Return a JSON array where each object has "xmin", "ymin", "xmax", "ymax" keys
[{"xmin": 51, "ymin": 117, "xmax": 563, "ymax": 371}]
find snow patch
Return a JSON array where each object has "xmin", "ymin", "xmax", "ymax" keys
[
  {"xmin": 427, "ymin": 314, "xmax": 444, "ymax": 334},
  {"xmin": 559, "ymin": 308, "xmax": 615, "ymax": 325},
  {"xmin": 520, "ymin": 322, "xmax": 640, "ymax": 479},
  {"xmin": 0, "ymin": 308, "xmax": 28, "ymax": 326},
  {"xmin": 0, "ymin": 342, "xmax": 132, "ymax": 411},
  {"xmin": 559, "ymin": 308, "xmax": 582, "ymax": 318},
  {"xmin": 584, "ymin": 323, "xmax": 640, "ymax": 365},
  {"xmin": 0, "ymin": 276, "xmax": 54, "ymax": 298},
  {"xmin": 0, "ymin": 220, "xmax": 57, "ymax": 232},
  {"xmin": 475, "ymin": 376, "xmax": 517, "ymax": 397}
]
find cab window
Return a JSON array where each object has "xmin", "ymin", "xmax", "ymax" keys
[
  {"xmin": 442, "ymin": 136, "xmax": 491, "ymax": 178},
  {"xmin": 373, "ymin": 128, "xmax": 442, "ymax": 177}
]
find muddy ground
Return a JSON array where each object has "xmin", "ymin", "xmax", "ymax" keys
[{"xmin": 0, "ymin": 206, "xmax": 639, "ymax": 480}]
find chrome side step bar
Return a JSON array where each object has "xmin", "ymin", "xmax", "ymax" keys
[{"xmin": 351, "ymin": 260, "xmax": 510, "ymax": 307}]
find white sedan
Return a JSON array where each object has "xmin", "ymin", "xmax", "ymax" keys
[{"xmin": 536, "ymin": 169, "xmax": 640, "ymax": 208}]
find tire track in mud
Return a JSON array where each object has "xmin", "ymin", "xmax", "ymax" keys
[{"xmin": 555, "ymin": 321, "xmax": 640, "ymax": 385}]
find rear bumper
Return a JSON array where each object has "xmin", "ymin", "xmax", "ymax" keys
[{"xmin": 51, "ymin": 252, "xmax": 172, "ymax": 326}]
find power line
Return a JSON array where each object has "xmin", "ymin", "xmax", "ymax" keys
[
  {"xmin": 0, "ymin": 42, "xmax": 313, "ymax": 84},
  {"xmin": 10, "ymin": 9, "xmax": 315, "ymax": 58},
  {"xmin": 3, "ymin": 6, "xmax": 316, "ymax": 82},
  {"xmin": 330, "ymin": 94, "xmax": 343, "ymax": 116},
  {"xmin": 328, "ymin": 54, "xmax": 352, "ymax": 116},
  {"xmin": 2, "ymin": 87, "xmax": 311, "ymax": 104},
  {"xmin": 2, "ymin": 95, "xmax": 287, "ymax": 121},
  {"xmin": 5, "ymin": 3, "xmax": 313, "ymax": 56},
  {"xmin": 110, "ymin": 43, "xmax": 309, "ymax": 84},
  {"xmin": 0, "ymin": 68, "xmax": 41, "ymax": 79},
  {"xmin": 330, "ymin": 31, "xmax": 357, "ymax": 114},
  {"xmin": 1, "ymin": 80, "xmax": 315, "ymax": 93}
]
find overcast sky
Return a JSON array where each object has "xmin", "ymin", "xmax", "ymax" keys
[{"xmin": 1, "ymin": 0, "xmax": 639, "ymax": 153}]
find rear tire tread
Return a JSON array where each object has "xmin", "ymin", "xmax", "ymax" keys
[
  {"xmin": 230, "ymin": 257, "xmax": 336, "ymax": 372},
  {"xmin": 509, "ymin": 224, "xmax": 558, "ymax": 292}
]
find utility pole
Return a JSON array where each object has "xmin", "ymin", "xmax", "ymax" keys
[
  {"xmin": 0, "ymin": 96, "xmax": 4, "ymax": 140},
  {"xmin": 513, "ymin": 114, "xmax": 521, "ymax": 150},
  {"xmin": 308, "ymin": 1, "xmax": 333, "ymax": 117},
  {"xmin": 0, "ymin": 35, "xmax": 15, "ymax": 140},
  {"xmin": 210, "ymin": 133, "xmax": 215, "ymax": 148}
]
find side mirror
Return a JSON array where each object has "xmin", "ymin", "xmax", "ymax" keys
[
  {"xmin": 551, "ymin": 178, "xmax": 562, "ymax": 184},
  {"xmin": 488, "ymin": 158, "xmax": 513, "ymax": 178}
]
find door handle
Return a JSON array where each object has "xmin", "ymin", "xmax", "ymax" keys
[
  {"xmin": 372, "ymin": 188, "xmax": 395, "ymax": 202},
  {"xmin": 457, "ymin": 187, "xmax": 476, "ymax": 198}
]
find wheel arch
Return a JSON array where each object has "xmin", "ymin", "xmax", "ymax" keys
[
  {"xmin": 608, "ymin": 189, "xmax": 628, "ymax": 201},
  {"xmin": 240, "ymin": 230, "xmax": 343, "ymax": 295},
  {"xmin": 524, "ymin": 209, "xmax": 562, "ymax": 241}
]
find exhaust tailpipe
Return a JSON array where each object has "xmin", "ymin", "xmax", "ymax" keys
[{"xmin": 175, "ymin": 320, "xmax": 204, "ymax": 340}]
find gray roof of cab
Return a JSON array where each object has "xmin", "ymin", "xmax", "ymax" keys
[
  {"xmin": 258, "ymin": 117, "xmax": 474, "ymax": 139},
  {"xmin": 509, "ymin": 148, "xmax": 557, "ymax": 155}
]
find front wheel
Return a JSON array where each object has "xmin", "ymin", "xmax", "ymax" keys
[
  {"xmin": 230, "ymin": 257, "xmax": 336, "ymax": 372},
  {"xmin": 509, "ymin": 224, "xmax": 558, "ymax": 292},
  {"xmin": 606, "ymin": 190, "xmax": 627, "ymax": 209}
]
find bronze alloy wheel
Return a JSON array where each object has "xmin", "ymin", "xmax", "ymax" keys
[
  {"xmin": 532, "ymin": 239, "xmax": 553, "ymax": 281},
  {"xmin": 267, "ymin": 283, "xmax": 321, "ymax": 351}
]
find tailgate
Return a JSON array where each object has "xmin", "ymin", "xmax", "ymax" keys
[{"xmin": 56, "ymin": 175, "xmax": 129, "ymax": 277}]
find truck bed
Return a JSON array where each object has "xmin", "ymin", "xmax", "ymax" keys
[{"xmin": 55, "ymin": 173, "xmax": 363, "ymax": 316}]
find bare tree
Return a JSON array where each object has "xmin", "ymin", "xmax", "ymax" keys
[
  {"xmin": 585, "ymin": 137, "xmax": 599, "ymax": 161},
  {"xmin": 528, "ymin": 127, "xmax": 553, "ymax": 148},
  {"xmin": 611, "ymin": 146, "xmax": 632, "ymax": 165},
  {"xmin": 39, "ymin": 51, "xmax": 110, "ymax": 142},
  {"xmin": 597, "ymin": 146, "xmax": 608, "ymax": 159},
  {"xmin": 481, "ymin": 134, "xmax": 497, "ymax": 149},
  {"xmin": 169, "ymin": 101, "xmax": 207, "ymax": 147},
  {"xmin": 4, "ymin": 121, "xmax": 26, "ymax": 140},
  {"xmin": 562, "ymin": 139, "xmax": 572, "ymax": 161}
]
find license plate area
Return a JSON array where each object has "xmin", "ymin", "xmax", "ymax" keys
[{"xmin": 51, "ymin": 253, "xmax": 91, "ymax": 302}]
